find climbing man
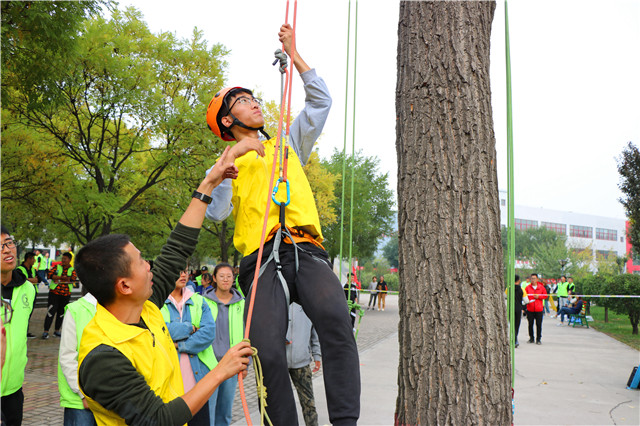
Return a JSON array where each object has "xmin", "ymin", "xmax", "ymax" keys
[{"xmin": 204, "ymin": 23, "xmax": 360, "ymax": 425}]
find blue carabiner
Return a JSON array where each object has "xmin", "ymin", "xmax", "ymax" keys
[{"xmin": 272, "ymin": 177, "xmax": 291, "ymax": 207}]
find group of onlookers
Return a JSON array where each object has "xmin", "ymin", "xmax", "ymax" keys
[
  {"xmin": 509, "ymin": 274, "xmax": 584, "ymax": 348},
  {"xmin": 1, "ymin": 222, "xmax": 324, "ymax": 425}
]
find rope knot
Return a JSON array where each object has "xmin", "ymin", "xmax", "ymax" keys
[{"xmin": 272, "ymin": 49, "xmax": 288, "ymax": 74}]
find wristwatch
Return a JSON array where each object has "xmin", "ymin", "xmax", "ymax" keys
[{"xmin": 192, "ymin": 190, "xmax": 213, "ymax": 204}]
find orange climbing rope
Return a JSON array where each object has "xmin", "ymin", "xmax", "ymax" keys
[{"xmin": 237, "ymin": 2, "xmax": 298, "ymax": 424}]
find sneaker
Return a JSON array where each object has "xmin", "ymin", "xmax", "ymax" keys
[
  {"xmin": 42, "ymin": 332, "xmax": 49, "ymax": 340},
  {"xmin": 382, "ymin": 308, "xmax": 385, "ymax": 311},
  {"xmin": 515, "ymin": 342, "xmax": 519, "ymax": 348},
  {"xmin": 556, "ymin": 322, "xmax": 564, "ymax": 326},
  {"xmin": 53, "ymin": 331, "xmax": 62, "ymax": 337},
  {"xmin": 527, "ymin": 339, "xmax": 534, "ymax": 344},
  {"xmin": 27, "ymin": 332, "xmax": 36, "ymax": 339},
  {"xmin": 536, "ymin": 341, "xmax": 542, "ymax": 345}
]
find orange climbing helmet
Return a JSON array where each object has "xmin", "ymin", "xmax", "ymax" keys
[{"xmin": 207, "ymin": 86, "xmax": 271, "ymax": 141}]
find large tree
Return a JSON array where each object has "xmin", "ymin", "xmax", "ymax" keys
[
  {"xmin": 618, "ymin": 142, "xmax": 640, "ymax": 257},
  {"xmin": 321, "ymin": 149, "xmax": 395, "ymax": 264},
  {"xmin": 2, "ymin": 7, "xmax": 228, "ymax": 248},
  {"xmin": 395, "ymin": 2, "xmax": 511, "ymax": 424}
]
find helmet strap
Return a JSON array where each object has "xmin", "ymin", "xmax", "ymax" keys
[{"xmin": 227, "ymin": 112, "xmax": 271, "ymax": 140}]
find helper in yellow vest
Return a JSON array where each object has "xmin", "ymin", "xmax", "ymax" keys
[
  {"xmin": 43, "ymin": 252, "xmax": 76, "ymax": 339},
  {"xmin": 161, "ymin": 269, "xmax": 216, "ymax": 424},
  {"xmin": 58, "ymin": 293, "xmax": 98, "ymax": 425},
  {"xmin": 1, "ymin": 225, "xmax": 37, "ymax": 425},
  {"xmin": 204, "ymin": 24, "xmax": 360, "ymax": 425},
  {"xmin": 202, "ymin": 262, "xmax": 246, "ymax": 425},
  {"xmin": 75, "ymin": 147, "xmax": 252, "ymax": 425}
]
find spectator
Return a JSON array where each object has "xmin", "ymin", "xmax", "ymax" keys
[
  {"xmin": 548, "ymin": 279, "xmax": 558, "ymax": 318},
  {"xmin": 543, "ymin": 279, "xmax": 551, "ymax": 315},
  {"xmin": 17, "ymin": 251, "xmax": 38, "ymax": 339},
  {"xmin": 203, "ymin": 262, "xmax": 246, "ymax": 425},
  {"xmin": 377, "ymin": 275, "xmax": 388, "ymax": 311},
  {"xmin": 34, "ymin": 249, "xmax": 50, "ymax": 286},
  {"xmin": 194, "ymin": 272, "xmax": 213, "ymax": 295},
  {"xmin": 557, "ymin": 296, "xmax": 584, "ymax": 325},
  {"xmin": 1, "ymin": 225, "xmax": 37, "ymax": 425},
  {"xmin": 506, "ymin": 274, "xmax": 525, "ymax": 348},
  {"xmin": 524, "ymin": 273, "xmax": 548, "ymax": 345},
  {"xmin": 43, "ymin": 252, "xmax": 76, "ymax": 339},
  {"xmin": 162, "ymin": 269, "xmax": 217, "ymax": 424},
  {"xmin": 287, "ymin": 302, "xmax": 321, "ymax": 426},
  {"xmin": 195, "ymin": 266, "xmax": 208, "ymax": 288},
  {"xmin": 556, "ymin": 275, "xmax": 569, "ymax": 310},
  {"xmin": 58, "ymin": 290, "xmax": 98, "ymax": 425},
  {"xmin": 75, "ymin": 147, "xmax": 251, "ymax": 425},
  {"xmin": 366, "ymin": 276, "xmax": 378, "ymax": 311},
  {"xmin": 567, "ymin": 277, "xmax": 576, "ymax": 296},
  {"xmin": 344, "ymin": 274, "xmax": 358, "ymax": 328}
]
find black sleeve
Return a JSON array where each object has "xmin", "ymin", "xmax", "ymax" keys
[
  {"xmin": 79, "ymin": 344, "xmax": 192, "ymax": 426},
  {"xmin": 149, "ymin": 222, "xmax": 201, "ymax": 309}
]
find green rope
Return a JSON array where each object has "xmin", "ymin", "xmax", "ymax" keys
[
  {"xmin": 505, "ymin": 0, "xmax": 516, "ymax": 390},
  {"xmin": 347, "ymin": 0, "xmax": 359, "ymax": 294},
  {"xmin": 338, "ymin": 0, "xmax": 352, "ymax": 281}
]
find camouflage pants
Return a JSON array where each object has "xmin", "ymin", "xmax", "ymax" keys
[{"xmin": 289, "ymin": 365, "xmax": 318, "ymax": 426}]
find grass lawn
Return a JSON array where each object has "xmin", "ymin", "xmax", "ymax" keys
[{"xmin": 587, "ymin": 304, "xmax": 640, "ymax": 351}]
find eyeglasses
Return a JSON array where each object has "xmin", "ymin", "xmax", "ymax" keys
[
  {"xmin": 1, "ymin": 299, "xmax": 12, "ymax": 325},
  {"xmin": 1, "ymin": 239, "xmax": 16, "ymax": 250},
  {"xmin": 228, "ymin": 96, "xmax": 263, "ymax": 111}
]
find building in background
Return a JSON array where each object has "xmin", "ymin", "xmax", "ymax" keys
[{"xmin": 499, "ymin": 190, "xmax": 638, "ymax": 274}]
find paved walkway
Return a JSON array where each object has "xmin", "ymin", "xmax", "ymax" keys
[{"xmin": 21, "ymin": 294, "xmax": 640, "ymax": 425}]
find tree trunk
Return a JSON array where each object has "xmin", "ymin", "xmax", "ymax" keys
[
  {"xmin": 631, "ymin": 311, "xmax": 639, "ymax": 335},
  {"xmin": 395, "ymin": 1, "xmax": 511, "ymax": 424},
  {"xmin": 605, "ymin": 306, "xmax": 609, "ymax": 323}
]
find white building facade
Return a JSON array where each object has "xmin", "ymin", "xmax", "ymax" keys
[{"xmin": 498, "ymin": 190, "xmax": 627, "ymax": 259}]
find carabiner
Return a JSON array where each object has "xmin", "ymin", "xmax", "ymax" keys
[{"xmin": 272, "ymin": 177, "xmax": 291, "ymax": 206}]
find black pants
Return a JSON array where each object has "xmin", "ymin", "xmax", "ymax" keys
[
  {"xmin": 44, "ymin": 292, "xmax": 70, "ymax": 332},
  {"xmin": 240, "ymin": 240, "xmax": 360, "ymax": 426},
  {"xmin": 514, "ymin": 308, "xmax": 522, "ymax": 342},
  {"xmin": 1, "ymin": 388, "xmax": 24, "ymax": 426},
  {"xmin": 527, "ymin": 311, "xmax": 543, "ymax": 342},
  {"xmin": 367, "ymin": 293, "xmax": 377, "ymax": 308}
]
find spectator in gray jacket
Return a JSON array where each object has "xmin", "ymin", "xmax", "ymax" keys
[{"xmin": 287, "ymin": 303, "xmax": 321, "ymax": 426}]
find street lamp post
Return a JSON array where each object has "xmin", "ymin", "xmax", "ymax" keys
[{"xmin": 558, "ymin": 258, "xmax": 568, "ymax": 276}]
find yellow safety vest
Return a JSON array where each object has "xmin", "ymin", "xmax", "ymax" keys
[
  {"xmin": 231, "ymin": 137, "xmax": 323, "ymax": 256},
  {"xmin": 78, "ymin": 302, "xmax": 184, "ymax": 425}
]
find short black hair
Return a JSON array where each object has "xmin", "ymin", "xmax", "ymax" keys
[
  {"xmin": 213, "ymin": 262, "xmax": 233, "ymax": 289},
  {"xmin": 62, "ymin": 252, "xmax": 73, "ymax": 260},
  {"xmin": 1, "ymin": 225, "xmax": 11, "ymax": 236},
  {"xmin": 515, "ymin": 274, "xmax": 520, "ymax": 283},
  {"xmin": 75, "ymin": 234, "xmax": 132, "ymax": 306},
  {"xmin": 530, "ymin": 273, "xmax": 538, "ymax": 278},
  {"xmin": 24, "ymin": 251, "xmax": 36, "ymax": 262}
]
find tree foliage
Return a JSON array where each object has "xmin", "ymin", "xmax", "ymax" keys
[
  {"xmin": 382, "ymin": 235, "xmax": 398, "ymax": 267},
  {"xmin": 2, "ymin": 7, "xmax": 229, "ymax": 251},
  {"xmin": 617, "ymin": 142, "xmax": 640, "ymax": 256},
  {"xmin": 582, "ymin": 274, "xmax": 640, "ymax": 335},
  {"xmin": 321, "ymin": 149, "xmax": 395, "ymax": 263}
]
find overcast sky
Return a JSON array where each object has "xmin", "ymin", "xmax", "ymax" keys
[{"xmin": 120, "ymin": 0, "xmax": 639, "ymax": 220}]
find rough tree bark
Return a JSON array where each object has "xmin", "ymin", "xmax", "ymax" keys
[{"xmin": 395, "ymin": 1, "xmax": 511, "ymax": 424}]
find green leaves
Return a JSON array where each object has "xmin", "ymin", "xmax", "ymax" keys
[{"xmin": 617, "ymin": 142, "xmax": 640, "ymax": 257}]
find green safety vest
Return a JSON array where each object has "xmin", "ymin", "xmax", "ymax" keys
[
  {"xmin": 196, "ymin": 275, "xmax": 203, "ymax": 286},
  {"xmin": 37, "ymin": 254, "xmax": 50, "ymax": 271},
  {"xmin": 161, "ymin": 294, "xmax": 217, "ymax": 370},
  {"xmin": 50, "ymin": 265, "xmax": 75, "ymax": 290},
  {"xmin": 204, "ymin": 296, "xmax": 245, "ymax": 348},
  {"xmin": 57, "ymin": 297, "xmax": 97, "ymax": 409},
  {"xmin": 17, "ymin": 265, "xmax": 37, "ymax": 280},
  {"xmin": 1, "ymin": 279, "xmax": 36, "ymax": 396},
  {"xmin": 557, "ymin": 282, "xmax": 569, "ymax": 297}
]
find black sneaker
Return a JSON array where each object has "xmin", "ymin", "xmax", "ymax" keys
[
  {"xmin": 515, "ymin": 342, "xmax": 519, "ymax": 348},
  {"xmin": 527, "ymin": 339, "xmax": 534, "ymax": 344},
  {"xmin": 536, "ymin": 341, "xmax": 542, "ymax": 345},
  {"xmin": 53, "ymin": 331, "xmax": 62, "ymax": 337},
  {"xmin": 27, "ymin": 332, "xmax": 36, "ymax": 339},
  {"xmin": 42, "ymin": 332, "xmax": 49, "ymax": 339}
]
